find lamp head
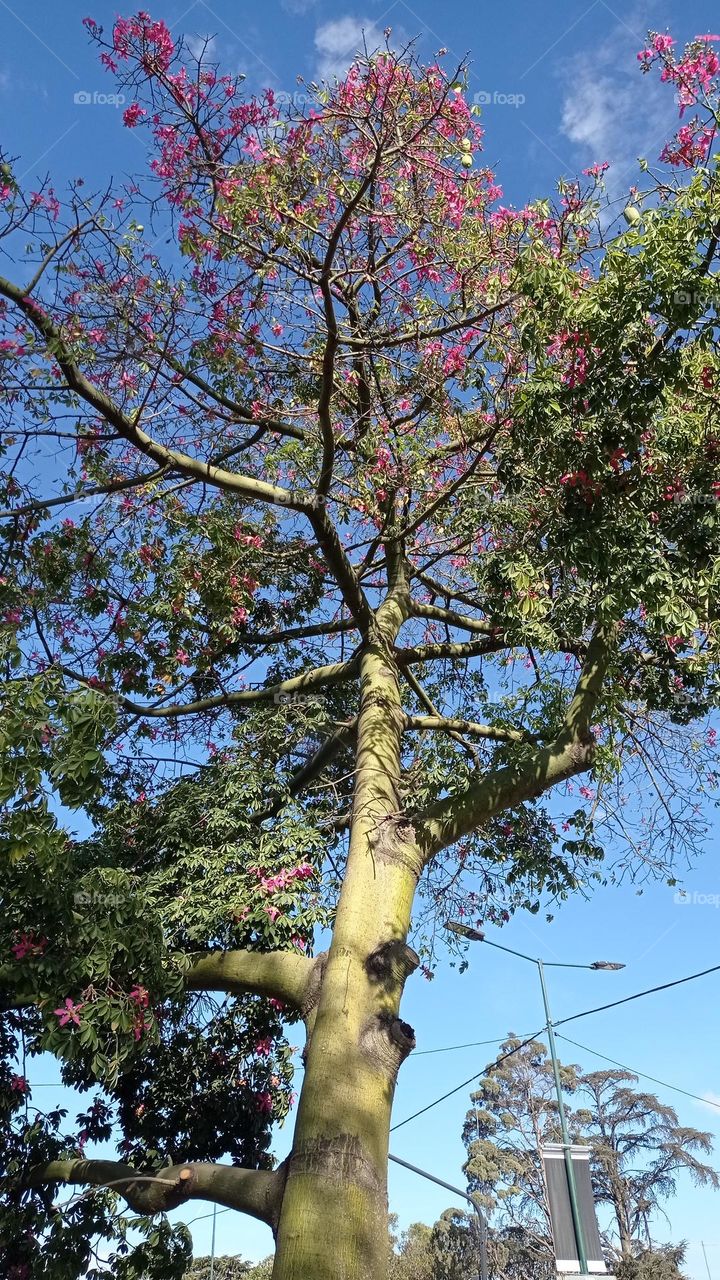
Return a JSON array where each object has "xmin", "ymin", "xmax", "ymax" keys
[{"xmin": 446, "ymin": 920, "xmax": 485, "ymax": 942}]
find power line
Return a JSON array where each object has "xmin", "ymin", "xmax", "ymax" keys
[
  {"xmin": 390, "ymin": 1028, "xmax": 546, "ymax": 1131},
  {"xmin": 413, "ymin": 1035, "xmax": 515, "ymax": 1057},
  {"xmin": 553, "ymin": 961, "xmax": 720, "ymax": 1033},
  {"xmin": 404, "ymin": 962, "xmax": 717, "ymax": 1059},
  {"xmin": 556, "ymin": 1033, "xmax": 720, "ymax": 1115},
  {"xmin": 391, "ymin": 960, "xmax": 720, "ymax": 1131}
]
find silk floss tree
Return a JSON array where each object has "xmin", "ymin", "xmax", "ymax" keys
[{"xmin": 0, "ymin": 16, "xmax": 719, "ymax": 1280}]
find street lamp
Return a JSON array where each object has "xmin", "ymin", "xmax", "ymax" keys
[{"xmin": 447, "ymin": 921, "xmax": 625, "ymax": 1278}]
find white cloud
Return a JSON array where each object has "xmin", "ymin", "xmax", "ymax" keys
[
  {"xmin": 282, "ymin": 0, "xmax": 319, "ymax": 14},
  {"xmin": 558, "ymin": 4, "xmax": 675, "ymax": 202},
  {"xmin": 699, "ymin": 1092, "xmax": 720, "ymax": 1116},
  {"xmin": 184, "ymin": 33, "xmax": 218, "ymax": 64},
  {"xmin": 314, "ymin": 16, "xmax": 385, "ymax": 82}
]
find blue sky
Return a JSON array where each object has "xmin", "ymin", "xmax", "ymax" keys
[{"xmin": 3, "ymin": 0, "xmax": 720, "ymax": 1275}]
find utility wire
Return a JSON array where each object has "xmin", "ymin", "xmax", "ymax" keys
[
  {"xmin": 553, "ymin": 961, "xmax": 720, "ymax": 1033},
  {"xmin": 408, "ymin": 961, "xmax": 720, "ymax": 1059},
  {"xmin": 391, "ymin": 960, "xmax": 720, "ymax": 1131},
  {"xmin": 413, "ymin": 1035, "xmax": 514, "ymax": 1057},
  {"xmin": 557, "ymin": 1033, "xmax": 720, "ymax": 1114},
  {"xmin": 390, "ymin": 1028, "xmax": 546, "ymax": 1131}
]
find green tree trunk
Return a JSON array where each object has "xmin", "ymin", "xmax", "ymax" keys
[{"xmin": 272, "ymin": 639, "xmax": 420, "ymax": 1280}]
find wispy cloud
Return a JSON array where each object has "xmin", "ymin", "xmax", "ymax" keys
[
  {"xmin": 314, "ymin": 16, "xmax": 386, "ymax": 82},
  {"xmin": 282, "ymin": 0, "xmax": 319, "ymax": 15},
  {"xmin": 558, "ymin": 2, "xmax": 675, "ymax": 200},
  {"xmin": 184, "ymin": 32, "xmax": 218, "ymax": 64},
  {"xmin": 699, "ymin": 1091, "xmax": 720, "ymax": 1117}
]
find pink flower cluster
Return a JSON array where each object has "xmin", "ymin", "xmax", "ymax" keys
[
  {"xmin": 11, "ymin": 932, "xmax": 47, "ymax": 961},
  {"xmin": 258, "ymin": 863, "xmax": 314, "ymax": 894},
  {"xmin": 661, "ymin": 123, "xmax": 714, "ymax": 167},
  {"xmin": 111, "ymin": 13, "xmax": 175, "ymax": 75},
  {"xmin": 546, "ymin": 330, "xmax": 595, "ymax": 387}
]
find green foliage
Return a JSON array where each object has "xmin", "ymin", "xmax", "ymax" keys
[{"xmin": 615, "ymin": 1244, "xmax": 688, "ymax": 1280}]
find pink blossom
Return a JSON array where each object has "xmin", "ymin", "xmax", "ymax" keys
[
  {"xmin": 582, "ymin": 162, "xmax": 609, "ymax": 178},
  {"xmin": 123, "ymin": 103, "xmax": 147, "ymax": 128},
  {"xmin": 255, "ymin": 1090, "xmax": 273, "ymax": 1114},
  {"xmin": 11, "ymin": 932, "xmax": 46, "ymax": 961},
  {"xmin": 54, "ymin": 998, "xmax": 83, "ymax": 1027},
  {"xmin": 265, "ymin": 905, "xmax": 281, "ymax": 923},
  {"xmin": 254, "ymin": 1037, "xmax": 273, "ymax": 1057},
  {"xmin": 10, "ymin": 1075, "xmax": 28, "ymax": 1093}
]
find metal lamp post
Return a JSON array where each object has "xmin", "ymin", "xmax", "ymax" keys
[{"xmin": 447, "ymin": 922, "xmax": 624, "ymax": 1277}]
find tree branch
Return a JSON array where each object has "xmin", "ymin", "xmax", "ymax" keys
[
  {"xmin": 0, "ymin": 274, "xmax": 304, "ymax": 511},
  {"xmin": 252, "ymin": 719, "xmax": 357, "ymax": 821},
  {"xmin": 408, "ymin": 600, "xmax": 498, "ymax": 636},
  {"xmin": 29, "ymin": 1158, "xmax": 284, "ymax": 1228},
  {"xmin": 119, "ymin": 655, "xmax": 360, "ymax": 719},
  {"xmin": 405, "ymin": 715, "xmax": 538, "ymax": 745},
  {"xmin": 396, "ymin": 638, "xmax": 505, "ymax": 664},
  {"xmin": 184, "ymin": 948, "xmax": 315, "ymax": 1008},
  {"xmin": 414, "ymin": 624, "xmax": 615, "ymax": 862}
]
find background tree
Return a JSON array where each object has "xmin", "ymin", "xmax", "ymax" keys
[
  {"xmin": 388, "ymin": 1216, "xmax": 435, "ymax": 1280},
  {"xmin": 461, "ymin": 1046, "xmax": 718, "ymax": 1273},
  {"xmin": 614, "ymin": 1244, "xmax": 688, "ymax": 1280},
  {"xmin": 1, "ymin": 15, "xmax": 720, "ymax": 1280},
  {"xmin": 463, "ymin": 1036, "xmax": 581, "ymax": 1266},
  {"xmin": 184, "ymin": 1256, "xmax": 274, "ymax": 1280},
  {"xmin": 580, "ymin": 1070, "xmax": 720, "ymax": 1258}
]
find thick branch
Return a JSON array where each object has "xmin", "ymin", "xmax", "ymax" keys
[
  {"xmin": 405, "ymin": 715, "xmax": 537, "ymax": 745},
  {"xmin": 396, "ymin": 638, "xmax": 505, "ymax": 664},
  {"xmin": 184, "ymin": 948, "xmax": 315, "ymax": 1008},
  {"xmin": 408, "ymin": 600, "xmax": 498, "ymax": 635},
  {"xmin": 29, "ymin": 1158, "xmax": 283, "ymax": 1227},
  {"xmin": 307, "ymin": 505, "xmax": 373, "ymax": 633},
  {"xmin": 414, "ymin": 625, "xmax": 615, "ymax": 861},
  {"xmin": 119, "ymin": 655, "xmax": 360, "ymax": 718},
  {"xmin": 0, "ymin": 274, "xmax": 304, "ymax": 511},
  {"xmin": 1, "ymin": 949, "xmax": 316, "ymax": 1014},
  {"xmin": 252, "ymin": 720, "xmax": 357, "ymax": 821}
]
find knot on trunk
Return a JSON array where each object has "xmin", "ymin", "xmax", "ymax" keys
[
  {"xmin": 361, "ymin": 1012, "xmax": 416, "ymax": 1079},
  {"xmin": 299, "ymin": 950, "xmax": 327, "ymax": 1021},
  {"xmin": 300, "ymin": 951, "xmax": 328, "ymax": 1060},
  {"xmin": 371, "ymin": 815, "xmax": 423, "ymax": 879},
  {"xmin": 365, "ymin": 940, "xmax": 419, "ymax": 991},
  {"xmin": 569, "ymin": 734, "xmax": 596, "ymax": 768}
]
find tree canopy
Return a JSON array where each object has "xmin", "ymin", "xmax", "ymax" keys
[{"xmin": 0, "ymin": 15, "xmax": 719, "ymax": 1280}]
